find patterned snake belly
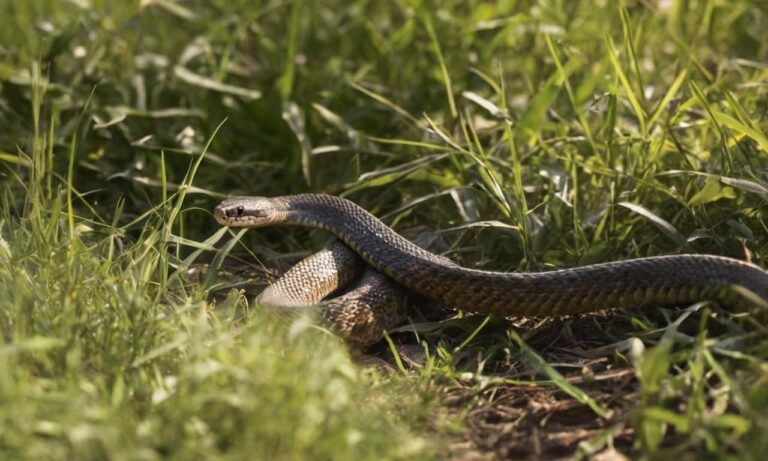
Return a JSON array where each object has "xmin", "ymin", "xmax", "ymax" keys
[{"xmin": 215, "ymin": 194, "xmax": 768, "ymax": 345}]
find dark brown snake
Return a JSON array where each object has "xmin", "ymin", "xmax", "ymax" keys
[{"xmin": 215, "ymin": 194, "xmax": 768, "ymax": 345}]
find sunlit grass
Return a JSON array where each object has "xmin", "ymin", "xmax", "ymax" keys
[
  {"xmin": 2, "ymin": 0, "xmax": 768, "ymax": 458},
  {"xmin": 0, "ymin": 163, "xmax": 432, "ymax": 460}
]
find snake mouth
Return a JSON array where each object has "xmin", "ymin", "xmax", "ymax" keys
[{"xmin": 214, "ymin": 205, "xmax": 228, "ymax": 224}]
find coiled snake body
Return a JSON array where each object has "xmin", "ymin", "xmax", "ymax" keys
[{"xmin": 215, "ymin": 194, "xmax": 768, "ymax": 345}]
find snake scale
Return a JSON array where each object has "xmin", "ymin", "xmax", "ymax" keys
[{"xmin": 215, "ymin": 194, "xmax": 768, "ymax": 345}]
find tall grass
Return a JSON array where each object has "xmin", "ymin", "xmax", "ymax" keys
[
  {"xmin": 0, "ymin": 128, "xmax": 432, "ymax": 461},
  {"xmin": 0, "ymin": 37, "xmax": 432, "ymax": 461},
  {"xmin": 2, "ymin": 0, "xmax": 768, "ymax": 458}
]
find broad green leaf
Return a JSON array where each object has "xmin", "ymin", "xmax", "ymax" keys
[
  {"xmin": 640, "ymin": 407, "xmax": 691, "ymax": 433},
  {"xmin": 637, "ymin": 341, "xmax": 672, "ymax": 393},
  {"xmin": 688, "ymin": 176, "xmax": 736, "ymax": 206}
]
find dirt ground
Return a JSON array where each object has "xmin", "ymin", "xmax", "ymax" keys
[{"xmin": 393, "ymin": 315, "xmax": 644, "ymax": 460}]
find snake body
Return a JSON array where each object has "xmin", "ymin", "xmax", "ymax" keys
[
  {"xmin": 215, "ymin": 194, "xmax": 768, "ymax": 344},
  {"xmin": 254, "ymin": 241, "xmax": 407, "ymax": 345}
]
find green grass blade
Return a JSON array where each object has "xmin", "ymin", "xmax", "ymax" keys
[
  {"xmin": 648, "ymin": 69, "xmax": 687, "ymax": 129},
  {"xmin": 421, "ymin": 11, "xmax": 457, "ymax": 118},
  {"xmin": 605, "ymin": 35, "xmax": 647, "ymax": 136},
  {"xmin": 619, "ymin": 202, "xmax": 686, "ymax": 246},
  {"xmin": 509, "ymin": 331, "xmax": 608, "ymax": 418}
]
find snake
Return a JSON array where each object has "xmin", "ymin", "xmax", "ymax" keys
[{"xmin": 215, "ymin": 193, "xmax": 768, "ymax": 345}]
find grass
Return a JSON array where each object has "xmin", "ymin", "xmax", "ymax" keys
[{"xmin": 1, "ymin": 0, "xmax": 768, "ymax": 458}]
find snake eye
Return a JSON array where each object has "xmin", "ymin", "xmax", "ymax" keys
[{"xmin": 236, "ymin": 206, "xmax": 244, "ymax": 216}]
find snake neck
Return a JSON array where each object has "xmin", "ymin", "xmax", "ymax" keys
[
  {"xmin": 276, "ymin": 194, "xmax": 768, "ymax": 315},
  {"xmin": 281, "ymin": 194, "xmax": 446, "ymax": 266}
]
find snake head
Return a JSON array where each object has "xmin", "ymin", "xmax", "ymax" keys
[{"xmin": 214, "ymin": 197, "xmax": 287, "ymax": 227}]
